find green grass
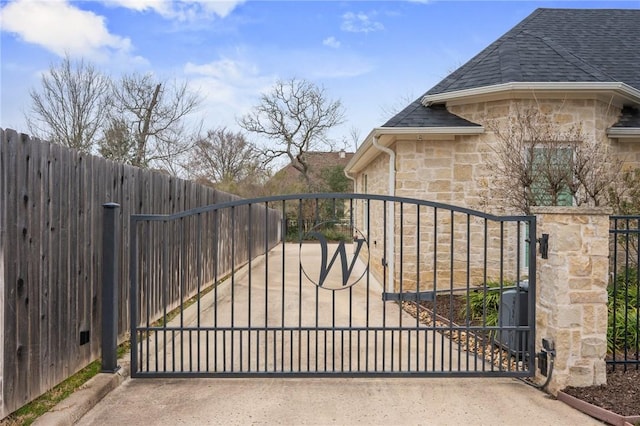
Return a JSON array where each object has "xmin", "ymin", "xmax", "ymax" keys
[
  {"xmin": 1, "ymin": 343, "xmax": 130, "ymax": 426},
  {"xmin": 1, "ymin": 279, "xmax": 220, "ymax": 426}
]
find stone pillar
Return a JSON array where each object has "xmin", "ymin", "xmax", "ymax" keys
[{"xmin": 532, "ymin": 207, "xmax": 610, "ymax": 395}]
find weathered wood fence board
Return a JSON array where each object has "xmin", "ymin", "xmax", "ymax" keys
[{"xmin": 0, "ymin": 128, "xmax": 281, "ymax": 417}]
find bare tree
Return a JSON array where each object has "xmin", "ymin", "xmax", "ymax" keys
[
  {"xmin": 344, "ymin": 126, "xmax": 361, "ymax": 151},
  {"xmin": 186, "ymin": 127, "xmax": 267, "ymax": 186},
  {"xmin": 105, "ymin": 73, "xmax": 202, "ymax": 172},
  {"xmin": 487, "ymin": 106, "xmax": 621, "ymax": 214},
  {"xmin": 379, "ymin": 91, "xmax": 416, "ymax": 123},
  {"xmin": 26, "ymin": 54, "xmax": 111, "ymax": 153},
  {"xmin": 238, "ymin": 78, "xmax": 345, "ymax": 187}
]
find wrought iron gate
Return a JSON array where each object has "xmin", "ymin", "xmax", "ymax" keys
[{"xmin": 129, "ymin": 194, "xmax": 536, "ymax": 377}]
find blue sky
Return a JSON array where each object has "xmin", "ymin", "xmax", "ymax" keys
[{"xmin": 2, "ymin": 0, "xmax": 639, "ymax": 150}]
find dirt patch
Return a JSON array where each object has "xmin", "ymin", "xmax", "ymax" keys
[
  {"xmin": 563, "ymin": 367, "xmax": 640, "ymax": 417},
  {"xmin": 414, "ymin": 294, "xmax": 640, "ymax": 418}
]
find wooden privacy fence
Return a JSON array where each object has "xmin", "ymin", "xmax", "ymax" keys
[{"xmin": 0, "ymin": 128, "xmax": 282, "ymax": 417}]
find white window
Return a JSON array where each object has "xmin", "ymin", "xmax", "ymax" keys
[{"xmin": 530, "ymin": 146, "xmax": 574, "ymax": 207}]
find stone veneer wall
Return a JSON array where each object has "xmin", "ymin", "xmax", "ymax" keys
[
  {"xmin": 533, "ymin": 207, "xmax": 610, "ymax": 394},
  {"xmin": 354, "ymin": 97, "xmax": 636, "ymax": 291},
  {"xmin": 356, "ymin": 151, "xmax": 391, "ymax": 285}
]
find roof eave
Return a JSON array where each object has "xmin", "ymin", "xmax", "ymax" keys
[
  {"xmin": 607, "ymin": 127, "xmax": 640, "ymax": 140},
  {"xmin": 422, "ymin": 82, "xmax": 640, "ymax": 106},
  {"xmin": 345, "ymin": 126, "xmax": 485, "ymax": 174}
]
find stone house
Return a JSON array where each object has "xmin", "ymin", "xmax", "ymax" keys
[
  {"xmin": 269, "ymin": 150, "xmax": 355, "ymax": 193},
  {"xmin": 344, "ymin": 8, "xmax": 640, "ymax": 289}
]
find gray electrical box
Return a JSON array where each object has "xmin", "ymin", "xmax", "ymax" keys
[{"xmin": 496, "ymin": 281, "xmax": 530, "ymax": 357}]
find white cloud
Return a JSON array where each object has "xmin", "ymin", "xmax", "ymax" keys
[
  {"xmin": 322, "ymin": 36, "xmax": 341, "ymax": 49},
  {"xmin": 0, "ymin": 0, "xmax": 132, "ymax": 61},
  {"xmin": 184, "ymin": 57, "xmax": 275, "ymax": 130},
  {"xmin": 341, "ymin": 12, "xmax": 384, "ymax": 34},
  {"xmin": 101, "ymin": 0, "xmax": 245, "ymax": 21},
  {"xmin": 101, "ymin": 0, "xmax": 174, "ymax": 15}
]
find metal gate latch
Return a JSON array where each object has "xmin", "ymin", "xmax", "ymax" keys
[{"xmin": 382, "ymin": 291, "xmax": 435, "ymax": 302}]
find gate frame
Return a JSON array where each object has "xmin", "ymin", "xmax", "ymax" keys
[{"xmin": 129, "ymin": 193, "xmax": 537, "ymax": 378}]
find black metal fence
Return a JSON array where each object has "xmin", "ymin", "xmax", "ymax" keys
[
  {"xmin": 130, "ymin": 193, "xmax": 537, "ymax": 378},
  {"xmin": 609, "ymin": 216, "xmax": 640, "ymax": 370}
]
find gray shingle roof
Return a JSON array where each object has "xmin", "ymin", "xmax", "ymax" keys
[
  {"xmin": 612, "ymin": 107, "xmax": 640, "ymax": 128},
  {"xmin": 382, "ymin": 8, "xmax": 640, "ymax": 129},
  {"xmin": 382, "ymin": 102, "xmax": 481, "ymax": 128},
  {"xmin": 427, "ymin": 8, "xmax": 640, "ymax": 96}
]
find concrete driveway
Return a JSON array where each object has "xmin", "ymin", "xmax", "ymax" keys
[
  {"xmin": 66, "ymin": 243, "xmax": 601, "ymax": 425},
  {"xmin": 74, "ymin": 376, "xmax": 601, "ymax": 425}
]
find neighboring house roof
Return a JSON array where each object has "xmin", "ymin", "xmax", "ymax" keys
[
  {"xmin": 272, "ymin": 150, "xmax": 355, "ymax": 182},
  {"xmin": 611, "ymin": 107, "xmax": 640, "ymax": 128},
  {"xmin": 427, "ymin": 8, "xmax": 640, "ymax": 96},
  {"xmin": 608, "ymin": 106, "xmax": 640, "ymax": 140}
]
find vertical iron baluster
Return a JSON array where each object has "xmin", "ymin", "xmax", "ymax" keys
[
  {"xmin": 498, "ymin": 221, "xmax": 504, "ymax": 372},
  {"xmin": 465, "ymin": 214, "xmax": 471, "ymax": 372},
  {"xmin": 416, "ymin": 205, "xmax": 423, "ymax": 372},
  {"xmin": 230, "ymin": 207, "xmax": 236, "ymax": 372},
  {"xmin": 247, "ymin": 205, "xmax": 252, "ymax": 372},
  {"xmin": 365, "ymin": 199, "xmax": 371, "ymax": 372},
  {"xmin": 433, "ymin": 207, "xmax": 439, "ymax": 372},
  {"xmin": 514, "ymin": 221, "xmax": 522, "ymax": 371},
  {"xmin": 624, "ymin": 218, "xmax": 631, "ymax": 369},
  {"xmin": 399, "ymin": 202, "xmax": 404, "ymax": 372},
  {"xmin": 636, "ymin": 218, "xmax": 640, "ymax": 369},
  {"xmin": 332, "ymin": 290, "xmax": 336, "ymax": 372},
  {"xmin": 180, "ymin": 218, "xmax": 186, "ymax": 372},
  {"xmin": 213, "ymin": 209, "xmax": 219, "ymax": 372},
  {"xmin": 612, "ymin": 218, "xmax": 618, "ymax": 370},
  {"xmin": 277, "ymin": 202, "xmax": 285, "ymax": 373},
  {"xmin": 527, "ymin": 216, "xmax": 537, "ymax": 374},
  {"xmin": 129, "ymin": 217, "xmax": 139, "ymax": 375},
  {"xmin": 349, "ymin": 198, "xmax": 354, "ymax": 373},
  {"xmin": 481, "ymin": 218, "xmax": 488, "ymax": 373},
  {"xmin": 382, "ymin": 200, "xmax": 387, "ymax": 372},
  {"xmin": 449, "ymin": 210, "xmax": 454, "ymax": 373},
  {"xmin": 197, "ymin": 214, "xmax": 202, "ymax": 372},
  {"xmin": 163, "ymin": 221, "xmax": 169, "ymax": 372},
  {"xmin": 144, "ymin": 221, "xmax": 150, "ymax": 373}
]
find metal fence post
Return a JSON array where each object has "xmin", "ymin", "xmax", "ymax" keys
[{"xmin": 102, "ymin": 202, "xmax": 120, "ymax": 373}]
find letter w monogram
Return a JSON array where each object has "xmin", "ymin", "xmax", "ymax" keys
[{"xmin": 309, "ymin": 233, "xmax": 366, "ymax": 287}]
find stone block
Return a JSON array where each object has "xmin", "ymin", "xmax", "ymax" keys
[
  {"xmin": 586, "ymin": 240, "xmax": 610, "ymax": 257},
  {"xmin": 453, "ymin": 164, "xmax": 473, "ymax": 181},
  {"xmin": 569, "ymin": 291, "xmax": 607, "ymax": 304},
  {"xmin": 567, "ymin": 360, "xmax": 596, "ymax": 387},
  {"xmin": 567, "ymin": 277, "xmax": 592, "ymax": 290},
  {"xmin": 556, "ymin": 225, "xmax": 583, "ymax": 251},
  {"xmin": 595, "ymin": 305, "xmax": 609, "ymax": 334},
  {"xmin": 580, "ymin": 337, "xmax": 607, "ymax": 358},
  {"xmin": 428, "ymin": 180, "xmax": 451, "ymax": 192},
  {"xmin": 593, "ymin": 360, "xmax": 607, "ymax": 385},
  {"xmin": 556, "ymin": 305, "xmax": 582, "ymax": 328},
  {"xmin": 568, "ymin": 257, "xmax": 592, "ymax": 277}
]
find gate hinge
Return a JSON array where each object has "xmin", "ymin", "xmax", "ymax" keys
[{"xmin": 537, "ymin": 233, "xmax": 549, "ymax": 259}]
